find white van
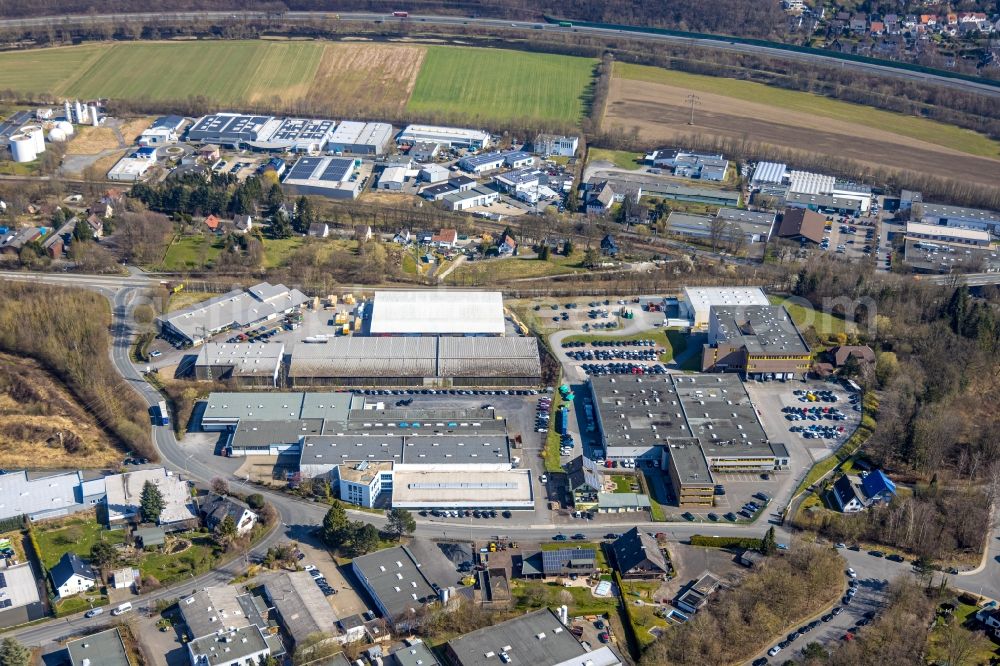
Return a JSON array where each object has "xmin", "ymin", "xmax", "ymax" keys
[{"xmin": 111, "ymin": 602, "xmax": 133, "ymax": 616}]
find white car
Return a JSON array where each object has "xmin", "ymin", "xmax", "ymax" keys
[
  {"xmin": 303, "ymin": 564, "xmax": 317, "ymax": 571},
  {"xmin": 847, "ymin": 568, "xmax": 857, "ymax": 578},
  {"xmin": 149, "ymin": 350, "xmax": 162, "ymax": 357},
  {"xmin": 768, "ymin": 646, "xmax": 782, "ymax": 657},
  {"xmin": 540, "ymin": 474, "xmax": 548, "ymax": 483}
]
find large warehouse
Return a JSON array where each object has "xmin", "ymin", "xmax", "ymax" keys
[
  {"xmin": 701, "ymin": 304, "xmax": 812, "ymax": 380},
  {"xmin": 679, "ymin": 286, "xmax": 770, "ymax": 329},
  {"xmin": 281, "ymin": 156, "xmax": 370, "ymax": 199},
  {"xmin": 397, "ymin": 124, "xmax": 491, "ymax": 150},
  {"xmin": 193, "ymin": 343, "xmax": 285, "ymax": 387},
  {"xmin": 369, "ymin": 290, "xmax": 505, "ymax": 336},
  {"xmin": 156, "ymin": 282, "xmax": 307, "ymax": 346},
  {"xmin": 186, "ymin": 113, "xmax": 337, "ymax": 152},
  {"xmin": 327, "ymin": 121, "xmax": 393, "ymax": 155},
  {"xmin": 287, "ymin": 336, "xmax": 541, "ymax": 387}
]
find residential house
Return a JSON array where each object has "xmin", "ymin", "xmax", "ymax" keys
[
  {"xmin": 610, "ymin": 528, "xmax": 670, "ymax": 580},
  {"xmin": 110, "ymin": 567, "xmax": 140, "ymax": 590},
  {"xmin": 566, "ymin": 456, "xmax": 599, "ymax": 509},
  {"xmin": 393, "ymin": 229, "xmax": 412, "ymax": 245},
  {"xmin": 976, "ymin": 605, "xmax": 1000, "ymax": 638},
  {"xmin": 870, "ymin": 20, "xmax": 884, "ymax": 34},
  {"xmin": 308, "ymin": 222, "xmax": 330, "ymax": 238},
  {"xmin": 830, "ymin": 469, "xmax": 897, "ymax": 513},
  {"xmin": 431, "ymin": 228, "xmax": 458, "ymax": 248},
  {"xmin": 201, "ymin": 494, "xmax": 258, "ymax": 537},
  {"xmin": 234, "ymin": 215, "xmax": 253, "ymax": 234},
  {"xmin": 355, "ymin": 225, "xmax": 373, "ymax": 243},
  {"xmin": 50, "ymin": 553, "xmax": 97, "ymax": 599},
  {"xmin": 675, "ymin": 573, "xmax": 722, "ymax": 613},
  {"xmin": 498, "ymin": 233, "xmax": 517, "ymax": 255},
  {"xmin": 830, "ymin": 345, "xmax": 875, "ymax": 370},
  {"xmin": 850, "ymin": 14, "xmax": 868, "ymax": 31},
  {"xmin": 204, "ymin": 214, "xmax": 221, "ymax": 233},
  {"xmin": 585, "ymin": 181, "xmax": 616, "ymax": 215},
  {"xmin": 600, "ymin": 233, "xmax": 619, "ymax": 257}
]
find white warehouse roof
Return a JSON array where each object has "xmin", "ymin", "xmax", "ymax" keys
[{"xmin": 370, "ymin": 290, "xmax": 505, "ymax": 335}]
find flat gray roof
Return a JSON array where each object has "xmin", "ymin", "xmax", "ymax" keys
[
  {"xmin": 673, "ymin": 374, "xmax": 772, "ymax": 459},
  {"xmin": 0, "ymin": 562, "xmax": 40, "ymax": 613},
  {"xmin": 438, "ymin": 337, "xmax": 541, "ymax": 378},
  {"xmin": 188, "ymin": 626, "xmax": 268, "ymax": 665},
  {"xmin": 264, "ymin": 571, "xmax": 340, "ymax": 643},
  {"xmin": 590, "ymin": 375, "xmax": 690, "ymax": 451},
  {"xmin": 666, "ymin": 438, "xmax": 714, "ymax": 486},
  {"xmin": 194, "ymin": 343, "xmax": 284, "ymax": 376},
  {"xmin": 352, "ymin": 546, "xmax": 437, "ymax": 622},
  {"xmin": 391, "ymin": 641, "xmax": 441, "ymax": 666},
  {"xmin": 232, "ymin": 419, "xmax": 324, "ymax": 448},
  {"xmin": 66, "ymin": 628, "xmax": 131, "ymax": 666},
  {"xmin": 301, "ymin": 433, "xmax": 510, "ymax": 467},
  {"xmin": 710, "ymin": 305, "xmax": 810, "ymax": 356},
  {"xmin": 180, "ymin": 586, "xmax": 251, "ymax": 641},
  {"xmin": 202, "ymin": 392, "xmax": 353, "ymax": 423},
  {"xmin": 921, "ymin": 203, "xmax": 1000, "ymax": 223},
  {"xmin": 0, "ymin": 470, "xmax": 89, "ymax": 521},
  {"xmin": 445, "ymin": 608, "xmax": 588, "ymax": 666}
]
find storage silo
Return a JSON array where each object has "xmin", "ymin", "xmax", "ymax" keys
[
  {"xmin": 74, "ymin": 101, "xmax": 84, "ymax": 123},
  {"xmin": 55, "ymin": 120, "xmax": 74, "ymax": 137},
  {"xmin": 9, "ymin": 133, "xmax": 37, "ymax": 163},
  {"xmin": 48, "ymin": 127, "xmax": 67, "ymax": 142},
  {"xmin": 21, "ymin": 125, "xmax": 45, "ymax": 153},
  {"xmin": 89, "ymin": 105, "xmax": 99, "ymax": 127},
  {"xmin": 63, "ymin": 100, "xmax": 72, "ymax": 122}
]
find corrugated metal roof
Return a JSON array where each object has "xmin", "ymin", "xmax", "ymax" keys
[{"xmin": 370, "ymin": 291, "xmax": 504, "ymax": 335}]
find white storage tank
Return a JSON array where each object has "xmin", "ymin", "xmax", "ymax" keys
[
  {"xmin": 48, "ymin": 127, "xmax": 67, "ymax": 142},
  {"xmin": 63, "ymin": 100, "xmax": 72, "ymax": 121},
  {"xmin": 74, "ymin": 100, "xmax": 84, "ymax": 123},
  {"xmin": 9, "ymin": 133, "xmax": 37, "ymax": 162},
  {"xmin": 21, "ymin": 125, "xmax": 45, "ymax": 153},
  {"xmin": 89, "ymin": 105, "xmax": 99, "ymax": 126},
  {"xmin": 56, "ymin": 120, "xmax": 74, "ymax": 136}
]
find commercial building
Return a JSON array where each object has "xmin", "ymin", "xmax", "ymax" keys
[
  {"xmin": 716, "ymin": 208, "xmax": 776, "ymax": 243},
  {"xmin": 193, "ymin": 343, "xmax": 284, "ymax": 387},
  {"xmin": 378, "ymin": 166, "xmax": 408, "ymax": 190},
  {"xmin": 680, "ymin": 286, "xmax": 770, "ymax": 330},
  {"xmin": 188, "ymin": 626, "xmax": 270, "ymax": 666},
  {"xmin": 610, "ymin": 528, "xmax": 670, "ymax": 580},
  {"xmin": 179, "ymin": 586, "xmax": 254, "ymax": 641},
  {"xmin": 107, "ymin": 149, "xmax": 156, "ymax": 181},
  {"xmin": 443, "ymin": 607, "xmax": 622, "ymax": 666},
  {"xmin": 327, "ymin": 121, "xmax": 393, "ymax": 155},
  {"xmin": 777, "ymin": 207, "xmax": 826, "ymax": 244},
  {"xmin": 0, "ymin": 561, "xmax": 45, "ymax": 628},
  {"xmin": 288, "ymin": 336, "xmax": 542, "ymax": 388},
  {"xmin": 702, "ymin": 305, "xmax": 811, "ymax": 380},
  {"xmin": 784, "ymin": 192, "xmax": 862, "ymax": 215},
  {"xmin": 370, "ymin": 290, "xmax": 505, "ymax": 336},
  {"xmin": 139, "ymin": 115, "xmax": 185, "ymax": 146},
  {"xmin": 442, "ymin": 185, "xmax": 500, "ymax": 211},
  {"xmin": 199, "ymin": 391, "xmax": 355, "ymax": 431},
  {"xmin": 281, "ymin": 156, "xmax": 369, "ymax": 199},
  {"xmin": 104, "ymin": 467, "xmax": 198, "ymax": 530},
  {"xmin": 419, "ymin": 176, "xmax": 476, "ymax": 201},
  {"xmin": 187, "ymin": 113, "xmax": 279, "ymax": 146},
  {"xmin": 66, "ymin": 628, "xmax": 133, "ymax": 666},
  {"xmin": 156, "ymin": 282, "xmax": 307, "ymax": 346},
  {"xmin": 905, "ymin": 221, "xmax": 990, "ymax": 247},
  {"xmin": 264, "ymin": 571, "xmax": 347, "ymax": 649},
  {"xmin": 389, "ymin": 469, "xmax": 533, "ymax": 510},
  {"xmin": 645, "ymin": 149, "xmax": 729, "ymax": 181},
  {"xmin": 419, "ymin": 163, "xmax": 450, "ymax": 183},
  {"xmin": 750, "ymin": 162, "xmax": 787, "ymax": 188},
  {"xmin": 587, "ymin": 172, "xmax": 740, "ymax": 207},
  {"xmin": 0, "ymin": 470, "xmax": 105, "ymax": 522},
  {"xmin": 351, "ymin": 546, "xmax": 437, "ymax": 629},
  {"xmin": 397, "ymin": 124, "xmax": 491, "ymax": 150},
  {"xmin": 920, "ymin": 203, "xmax": 1000, "ymax": 233},
  {"xmin": 534, "ymin": 134, "xmax": 579, "ymax": 157},
  {"xmin": 252, "ymin": 117, "xmax": 336, "ymax": 152},
  {"xmin": 664, "ymin": 439, "xmax": 715, "ymax": 507}
]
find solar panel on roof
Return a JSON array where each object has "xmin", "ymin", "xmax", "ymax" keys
[
  {"xmin": 286, "ymin": 158, "xmax": 322, "ymax": 180},
  {"xmin": 320, "ymin": 158, "xmax": 354, "ymax": 182}
]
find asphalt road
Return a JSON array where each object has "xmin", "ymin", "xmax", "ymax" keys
[{"xmin": 0, "ymin": 11, "xmax": 996, "ymax": 97}]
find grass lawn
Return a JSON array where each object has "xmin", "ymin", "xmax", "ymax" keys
[
  {"xmin": 263, "ymin": 237, "xmax": 306, "ymax": 268},
  {"xmin": 408, "ymin": 46, "xmax": 596, "ymax": 125},
  {"xmin": 768, "ymin": 294, "xmax": 857, "ymax": 337},
  {"xmin": 544, "ymin": 393, "xmax": 567, "ymax": 473},
  {"xmin": 639, "ymin": 471, "xmax": 669, "ymax": 522},
  {"xmin": 401, "ymin": 251, "xmax": 418, "ymax": 275},
  {"xmin": 33, "ymin": 513, "xmax": 125, "ymax": 570},
  {"xmin": 54, "ymin": 592, "xmax": 109, "ymax": 617},
  {"xmin": 620, "ymin": 580, "xmax": 670, "ymax": 648},
  {"xmin": 167, "ymin": 290, "xmax": 221, "ymax": 313},
  {"xmin": 588, "ymin": 148, "xmax": 645, "ymax": 170},
  {"xmin": 158, "ymin": 234, "xmax": 224, "ymax": 271},
  {"xmin": 611, "ymin": 475, "xmax": 635, "ymax": 493},
  {"xmin": 513, "ymin": 579, "xmax": 617, "ymax": 616},
  {"xmin": 445, "ymin": 254, "xmax": 583, "ymax": 285},
  {"xmin": 139, "ymin": 532, "xmax": 221, "ymax": 585},
  {"xmin": 563, "ymin": 328, "xmax": 684, "ymax": 363},
  {"xmin": 614, "ymin": 62, "xmax": 1000, "ymax": 159},
  {"xmin": 927, "ymin": 603, "xmax": 999, "ymax": 664}
]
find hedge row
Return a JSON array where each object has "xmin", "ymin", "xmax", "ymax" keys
[{"xmin": 690, "ymin": 535, "xmax": 762, "ymax": 549}]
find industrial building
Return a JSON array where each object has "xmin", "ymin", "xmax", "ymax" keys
[
  {"xmin": 666, "ymin": 209, "xmax": 774, "ymax": 245},
  {"xmin": 589, "ymin": 373, "xmax": 788, "ymax": 490},
  {"xmin": 107, "ymin": 148, "xmax": 157, "ymax": 182},
  {"xmin": 905, "ymin": 221, "xmax": 991, "ymax": 247},
  {"xmin": 193, "ymin": 342, "xmax": 284, "ymax": 387},
  {"xmin": 281, "ymin": 156, "xmax": 369, "ymax": 199},
  {"xmin": 66, "ymin": 628, "xmax": 133, "ymax": 666},
  {"xmin": 186, "ymin": 112, "xmax": 336, "ymax": 152},
  {"xmin": 533, "ymin": 133, "xmax": 579, "ymax": 157},
  {"xmin": 104, "ymin": 467, "xmax": 198, "ymax": 530},
  {"xmin": 369, "ymin": 290, "xmax": 505, "ymax": 336},
  {"xmin": 138, "ymin": 115, "xmax": 186, "ymax": 146},
  {"xmin": 419, "ymin": 163, "xmax": 450, "ymax": 183},
  {"xmin": 288, "ymin": 336, "xmax": 542, "ymax": 387},
  {"xmin": 920, "ymin": 203, "xmax": 1000, "ymax": 233},
  {"xmin": 458, "ymin": 150, "xmax": 533, "ymax": 174},
  {"xmin": 351, "ymin": 546, "xmax": 438, "ymax": 629},
  {"xmin": 701, "ymin": 304, "xmax": 812, "ymax": 379},
  {"xmin": 777, "ymin": 207, "xmax": 826, "ymax": 244},
  {"xmin": 263, "ymin": 572, "xmax": 353, "ymax": 649},
  {"xmin": 443, "ymin": 607, "xmax": 622, "ymax": 666},
  {"xmin": 679, "ymin": 286, "xmax": 770, "ymax": 329},
  {"xmin": 397, "ymin": 124, "xmax": 491, "ymax": 150},
  {"xmin": 586, "ymin": 173, "xmax": 741, "ymax": 207},
  {"xmin": 0, "ymin": 562, "xmax": 45, "ymax": 629},
  {"xmin": 327, "ymin": 121, "xmax": 394, "ymax": 155},
  {"xmin": 442, "ymin": 185, "xmax": 500, "ymax": 211},
  {"xmin": 750, "ymin": 161, "xmax": 787, "ymax": 188},
  {"xmin": 377, "ymin": 165, "xmax": 408, "ymax": 190},
  {"xmin": 645, "ymin": 148, "xmax": 729, "ymax": 181},
  {"xmin": 156, "ymin": 282, "xmax": 307, "ymax": 346},
  {"xmin": 785, "ymin": 191, "xmax": 863, "ymax": 215},
  {"xmin": 0, "ymin": 470, "xmax": 105, "ymax": 522}
]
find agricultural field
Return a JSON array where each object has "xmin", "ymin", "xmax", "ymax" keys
[
  {"xmin": 0, "ymin": 353, "xmax": 123, "ymax": 469},
  {"xmin": 407, "ymin": 46, "xmax": 596, "ymax": 126},
  {"xmin": 605, "ymin": 63, "xmax": 1000, "ymax": 187},
  {"xmin": 0, "ymin": 41, "xmax": 594, "ymax": 126}
]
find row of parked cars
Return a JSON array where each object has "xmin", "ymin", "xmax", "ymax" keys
[
  {"xmin": 536, "ymin": 396, "xmax": 551, "ymax": 432},
  {"xmin": 582, "ymin": 363, "xmax": 666, "ymax": 376},
  {"xmin": 567, "ymin": 348, "xmax": 661, "ymax": 361},
  {"xmin": 303, "ymin": 565, "xmax": 337, "ymax": 596},
  {"xmin": 355, "ymin": 388, "xmax": 540, "ymax": 396},
  {"xmin": 421, "ymin": 508, "xmax": 512, "ymax": 519}
]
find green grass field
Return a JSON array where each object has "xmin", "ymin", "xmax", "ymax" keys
[
  {"xmin": 768, "ymin": 295, "xmax": 857, "ymax": 337},
  {"xmin": 158, "ymin": 234, "xmax": 224, "ymax": 271},
  {"xmin": 588, "ymin": 148, "xmax": 644, "ymax": 170},
  {"xmin": 408, "ymin": 46, "xmax": 595, "ymax": 125},
  {"xmin": 33, "ymin": 514, "xmax": 126, "ymax": 569},
  {"xmin": 0, "ymin": 44, "xmax": 110, "ymax": 94},
  {"xmin": 615, "ymin": 62, "xmax": 1000, "ymax": 159},
  {"xmin": 446, "ymin": 254, "xmax": 584, "ymax": 285}
]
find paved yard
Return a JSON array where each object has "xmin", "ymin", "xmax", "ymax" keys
[{"xmin": 293, "ymin": 538, "xmax": 370, "ymax": 618}]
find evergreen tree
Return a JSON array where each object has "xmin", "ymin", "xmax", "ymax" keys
[
  {"xmin": 90, "ymin": 541, "xmax": 118, "ymax": 568},
  {"xmin": 321, "ymin": 501, "xmax": 350, "ymax": 548},
  {"xmin": 140, "ymin": 480, "xmax": 164, "ymax": 524},
  {"xmin": 760, "ymin": 526, "xmax": 777, "ymax": 555},
  {"xmin": 563, "ymin": 239, "xmax": 574, "ymax": 256},
  {"xmin": 213, "ymin": 514, "xmax": 238, "ymax": 547},
  {"xmin": 385, "ymin": 508, "xmax": 416, "ymax": 540},
  {"xmin": 0, "ymin": 637, "xmax": 31, "ymax": 666},
  {"xmin": 538, "ymin": 245, "xmax": 551, "ymax": 260},
  {"xmin": 73, "ymin": 219, "xmax": 93, "ymax": 243},
  {"xmin": 352, "ymin": 523, "xmax": 380, "ymax": 556}
]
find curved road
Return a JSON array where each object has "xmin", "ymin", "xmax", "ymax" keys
[{"xmin": 0, "ymin": 11, "xmax": 997, "ymax": 97}]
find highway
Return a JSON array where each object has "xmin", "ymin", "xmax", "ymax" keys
[
  {"xmin": 917, "ymin": 272, "xmax": 1000, "ymax": 286},
  {"xmin": 0, "ymin": 11, "xmax": 997, "ymax": 97}
]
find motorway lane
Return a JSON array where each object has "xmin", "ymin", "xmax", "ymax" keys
[{"xmin": 0, "ymin": 12, "xmax": 995, "ymax": 97}]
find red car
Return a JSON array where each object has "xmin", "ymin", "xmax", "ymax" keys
[{"xmin": 598, "ymin": 632, "xmax": 610, "ymax": 643}]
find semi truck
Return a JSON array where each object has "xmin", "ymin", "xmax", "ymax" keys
[
  {"xmin": 556, "ymin": 406, "xmax": 569, "ymax": 435},
  {"xmin": 155, "ymin": 400, "xmax": 169, "ymax": 426},
  {"xmin": 392, "ymin": 11, "xmax": 409, "ymax": 17}
]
